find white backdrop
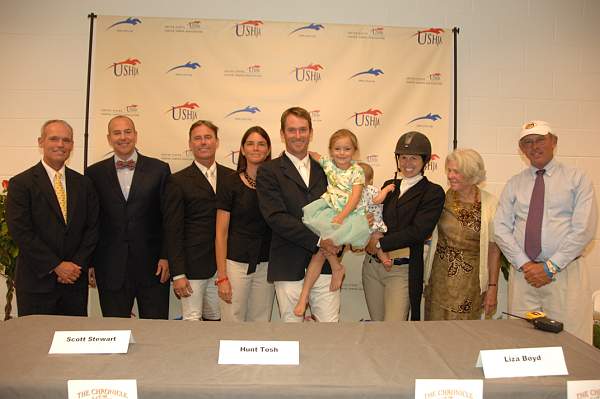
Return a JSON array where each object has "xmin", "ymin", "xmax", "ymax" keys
[{"xmin": 90, "ymin": 15, "xmax": 452, "ymax": 320}]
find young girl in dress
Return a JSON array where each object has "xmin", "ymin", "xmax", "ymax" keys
[
  {"xmin": 294, "ymin": 129, "xmax": 389, "ymax": 317},
  {"xmin": 357, "ymin": 162, "xmax": 395, "ymax": 269}
]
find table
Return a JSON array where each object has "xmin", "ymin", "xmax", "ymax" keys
[{"xmin": 1, "ymin": 316, "xmax": 599, "ymax": 398}]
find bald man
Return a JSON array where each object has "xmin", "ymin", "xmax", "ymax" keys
[{"xmin": 86, "ymin": 115, "xmax": 171, "ymax": 319}]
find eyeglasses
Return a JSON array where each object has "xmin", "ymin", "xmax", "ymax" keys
[{"xmin": 520, "ymin": 136, "xmax": 548, "ymax": 147}]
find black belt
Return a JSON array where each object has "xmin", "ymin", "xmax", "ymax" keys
[{"xmin": 393, "ymin": 257, "xmax": 410, "ymax": 266}]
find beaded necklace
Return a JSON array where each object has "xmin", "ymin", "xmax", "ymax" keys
[{"xmin": 243, "ymin": 171, "xmax": 256, "ymax": 188}]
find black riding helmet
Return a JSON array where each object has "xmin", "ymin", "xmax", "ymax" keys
[{"xmin": 394, "ymin": 131, "xmax": 432, "ymax": 174}]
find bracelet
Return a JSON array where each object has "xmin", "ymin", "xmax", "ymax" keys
[
  {"xmin": 487, "ymin": 283, "xmax": 497, "ymax": 287},
  {"xmin": 215, "ymin": 276, "xmax": 229, "ymax": 286}
]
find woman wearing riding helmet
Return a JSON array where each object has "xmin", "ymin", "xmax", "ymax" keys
[{"xmin": 363, "ymin": 131, "xmax": 445, "ymax": 321}]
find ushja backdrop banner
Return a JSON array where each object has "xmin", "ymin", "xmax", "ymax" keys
[{"xmin": 90, "ymin": 16, "xmax": 452, "ymax": 321}]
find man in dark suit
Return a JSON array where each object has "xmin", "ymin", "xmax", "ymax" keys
[
  {"xmin": 257, "ymin": 107, "xmax": 340, "ymax": 322},
  {"xmin": 164, "ymin": 120, "xmax": 234, "ymax": 320},
  {"xmin": 6, "ymin": 119, "xmax": 99, "ymax": 316},
  {"xmin": 86, "ymin": 115, "xmax": 171, "ymax": 319}
]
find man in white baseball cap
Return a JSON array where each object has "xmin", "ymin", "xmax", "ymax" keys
[{"xmin": 494, "ymin": 120, "xmax": 597, "ymax": 344}]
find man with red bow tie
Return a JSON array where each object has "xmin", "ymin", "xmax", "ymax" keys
[{"xmin": 86, "ymin": 115, "xmax": 171, "ymax": 319}]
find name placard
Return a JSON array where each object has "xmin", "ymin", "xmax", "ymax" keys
[
  {"xmin": 68, "ymin": 379, "xmax": 137, "ymax": 399},
  {"xmin": 49, "ymin": 330, "xmax": 133, "ymax": 354},
  {"xmin": 218, "ymin": 340, "xmax": 299, "ymax": 365},
  {"xmin": 415, "ymin": 379, "xmax": 483, "ymax": 399},
  {"xmin": 567, "ymin": 380, "xmax": 600, "ymax": 399},
  {"xmin": 476, "ymin": 346, "xmax": 568, "ymax": 379}
]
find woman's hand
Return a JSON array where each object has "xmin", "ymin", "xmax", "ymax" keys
[
  {"xmin": 483, "ymin": 285, "xmax": 498, "ymax": 317},
  {"xmin": 218, "ymin": 279, "xmax": 233, "ymax": 304},
  {"xmin": 365, "ymin": 232, "xmax": 384, "ymax": 255}
]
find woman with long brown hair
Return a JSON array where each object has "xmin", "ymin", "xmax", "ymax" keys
[{"xmin": 215, "ymin": 126, "xmax": 274, "ymax": 321}]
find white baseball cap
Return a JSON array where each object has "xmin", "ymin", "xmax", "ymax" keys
[{"xmin": 520, "ymin": 120, "xmax": 553, "ymax": 139}]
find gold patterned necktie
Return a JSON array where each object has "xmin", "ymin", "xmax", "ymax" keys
[{"xmin": 54, "ymin": 171, "xmax": 67, "ymax": 222}]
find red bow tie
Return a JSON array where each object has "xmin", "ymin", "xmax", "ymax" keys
[{"xmin": 116, "ymin": 159, "xmax": 136, "ymax": 170}]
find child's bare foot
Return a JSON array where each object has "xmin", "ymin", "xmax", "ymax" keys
[
  {"xmin": 294, "ymin": 300, "xmax": 307, "ymax": 317},
  {"xmin": 329, "ymin": 266, "xmax": 345, "ymax": 291}
]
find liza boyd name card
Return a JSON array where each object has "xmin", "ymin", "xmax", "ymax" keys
[
  {"xmin": 218, "ymin": 340, "xmax": 299, "ymax": 365},
  {"xmin": 476, "ymin": 346, "xmax": 567, "ymax": 379},
  {"xmin": 49, "ymin": 331, "xmax": 134, "ymax": 354}
]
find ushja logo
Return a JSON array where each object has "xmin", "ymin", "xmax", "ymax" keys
[
  {"xmin": 412, "ymin": 28, "xmax": 444, "ymax": 46},
  {"xmin": 167, "ymin": 61, "xmax": 201, "ymax": 73},
  {"xmin": 166, "ymin": 101, "xmax": 199, "ymax": 121},
  {"xmin": 248, "ymin": 64, "xmax": 261, "ymax": 73},
  {"xmin": 293, "ymin": 63, "xmax": 323, "ymax": 82},
  {"xmin": 106, "ymin": 17, "xmax": 141, "ymax": 30},
  {"xmin": 349, "ymin": 68, "xmax": 384, "ymax": 80},
  {"xmin": 235, "ymin": 20, "xmax": 263, "ymax": 37},
  {"xmin": 225, "ymin": 106, "xmax": 261, "ymax": 118},
  {"xmin": 349, "ymin": 108, "xmax": 382, "ymax": 127},
  {"xmin": 407, "ymin": 113, "xmax": 442, "ymax": 124},
  {"xmin": 107, "ymin": 58, "xmax": 140, "ymax": 77},
  {"xmin": 289, "ymin": 23, "xmax": 325, "ymax": 35}
]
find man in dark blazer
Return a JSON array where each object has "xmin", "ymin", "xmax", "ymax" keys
[
  {"xmin": 86, "ymin": 115, "xmax": 171, "ymax": 319},
  {"xmin": 6, "ymin": 120, "xmax": 99, "ymax": 316},
  {"xmin": 164, "ymin": 120, "xmax": 234, "ymax": 320},
  {"xmin": 257, "ymin": 107, "xmax": 340, "ymax": 322}
]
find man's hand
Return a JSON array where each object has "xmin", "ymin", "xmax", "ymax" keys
[
  {"xmin": 155, "ymin": 259, "xmax": 170, "ymax": 283},
  {"xmin": 365, "ymin": 232, "xmax": 384, "ymax": 255},
  {"xmin": 320, "ymin": 238, "xmax": 340, "ymax": 257},
  {"xmin": 54, "ymin": 261, "xmax": 82, "ymax": 284},
  {"xmin": 173, "ymin": 277, "xmax": 193, "ymax": 298},
  {"xmin": 88, "ymin": 267, "xmax": 97, "ymax": 288},
  {"xmin": 522, "ymin": 262, "xmax": 552, "ymax": 288}
]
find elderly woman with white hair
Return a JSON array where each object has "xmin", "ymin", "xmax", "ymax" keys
[{"xmin": 424, "ymin": 148, "xmax": 501, "ymax": 320}]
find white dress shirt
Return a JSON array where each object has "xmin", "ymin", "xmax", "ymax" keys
[
  {"xmin": 115, "ymin": 150, "xmax": 138, "ymax": 200},
  {"xmin": 285, "ymin": 150, "xmax": 310, "ymax": 186},
  {"xmin": 494, "ymin": 158, "xmax": 597, "ymax": 270},
  {"xmin": 41, "ymin": 159, "xmax": 67, "ymax": 193},
  {"xmin": 194, "ymin": 160, "xmax": 217, "ymax": 192}
]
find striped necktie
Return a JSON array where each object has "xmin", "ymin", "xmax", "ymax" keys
[{"xmin": 54, "ymin": 171, "xmax": 67, "ymax": 222}]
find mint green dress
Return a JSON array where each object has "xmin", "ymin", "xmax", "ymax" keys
[{"xmin": 302, "ymin": 156, "xmax": 370, "ymax": 247}]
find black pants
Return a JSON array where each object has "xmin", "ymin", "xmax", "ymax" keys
[
  {"xmin": 98, "ymin": 276, "xmax": 169, "ymax": 319},
  {"xmin": 17, "ymin": 283, "xmax": 88, "ymax": 317}
]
